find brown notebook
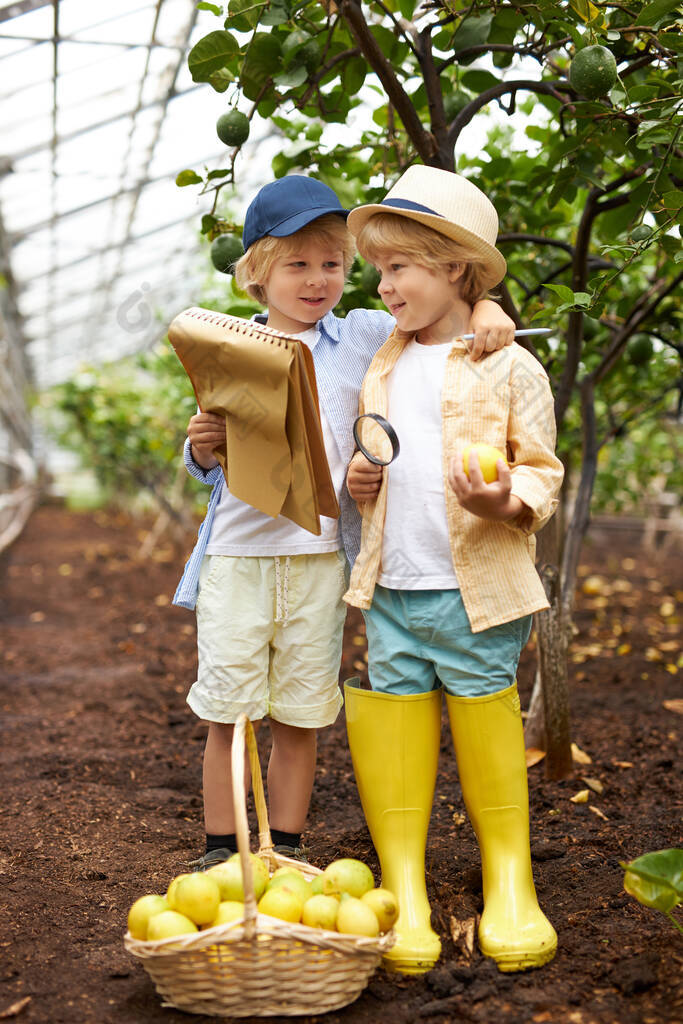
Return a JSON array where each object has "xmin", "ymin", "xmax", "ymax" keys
[{"xmin": 168, "ymin": 307, "xmax": 340, "ymax": 535}]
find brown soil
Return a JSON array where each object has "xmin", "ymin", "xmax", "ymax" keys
[{"xmin": 1, "ymin": 505, "xmax": 681, "ymax": 1024}]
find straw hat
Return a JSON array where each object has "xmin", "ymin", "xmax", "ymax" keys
[{"xmin": 347, "ymin": 166, "xmax": 506, "ymax": 290}]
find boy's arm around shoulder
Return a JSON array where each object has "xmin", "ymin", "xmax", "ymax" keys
[{"xmin": 505, "ymin": 347, "xmax": 564, "ymax": 535}]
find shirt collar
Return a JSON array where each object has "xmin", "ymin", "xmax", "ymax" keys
[{"xmin": 252, "ymin": 309, "xmax": 340, "ymax": 343}]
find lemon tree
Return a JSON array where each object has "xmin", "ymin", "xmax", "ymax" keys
[{"xmin": 168, "ymin": 0, "xmax": 682, "ymax": 780}]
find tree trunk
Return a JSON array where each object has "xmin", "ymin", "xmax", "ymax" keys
[{"xmin": 524, "ymin": 510, "xmax": 573, "ymax": 779}]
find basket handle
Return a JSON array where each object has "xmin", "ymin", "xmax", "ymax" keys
[{"xmin": 231, "ymin": 713, "xmax": 272, "ymax": 938}]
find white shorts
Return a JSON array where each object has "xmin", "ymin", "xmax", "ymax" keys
[{"xmin": 187, "ymin": 551, "xmax": 347, "ymax": 728}]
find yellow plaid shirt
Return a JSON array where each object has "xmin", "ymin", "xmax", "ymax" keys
[{"xmin": 344, "ymin": 330, "xmax": 564, "ymax": 632}]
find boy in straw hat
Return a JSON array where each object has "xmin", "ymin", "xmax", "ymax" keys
[{"xmin": 343, "ymin": 165, "xmax": 564, "ymax": 974}]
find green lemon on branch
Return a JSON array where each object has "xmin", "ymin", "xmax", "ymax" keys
[
  {"xmin": 210, "ymin": 234, "xmax": 244, "ymax": 274},
  {"xmin": 568, "ymin": 45, "xmax": 617, "ymax": 99},
  {"xmin": 216, "ymin": 109, "xmax": 250, "ymax": 147}
]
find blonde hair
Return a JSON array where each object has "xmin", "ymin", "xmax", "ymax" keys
[
  {"xmin": 355, "ymin": 213, "xmax": 490, "ymax": 306},
  {"xmin": 234, "ymin": 214, "xmax": 356, "ymax": 305}
]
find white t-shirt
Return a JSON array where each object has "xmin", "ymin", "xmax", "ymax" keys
[
  {"xmin": 206, "ymin": 328, "xmax": 345, "ymax": 556},
  {"xmin": 377, "ymin": 339, "xmax": 459, "ymax": 590}
]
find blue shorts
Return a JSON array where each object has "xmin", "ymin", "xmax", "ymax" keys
[{"xmin": 363, "ymin": 585, "xmax": 532, "ymax": 698}]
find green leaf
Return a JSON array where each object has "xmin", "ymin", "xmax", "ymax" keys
[
  {"xmin": 226, "ymin": 0, "xmax": 265, "ymax": 32},
  {"xmin": 343, "ymin": 57, "xmax": 367, "ymax": 96},
  {"xmin": 175, "ymin": 170, "xmax": 202, "ymax": 187},
  {"xmin": 635, "ymin": 0, "xmax": 681, "ymax": 28},
  {"xmin": 261, "ymin": 3, "xmax": 290, "ymax": 26},
  {"xmin": 241, "ymin": 33, "xmax": 282, "ymax": 100},
  {"xmin": 206, "ymin": 168, "xmax": 231, "ymax": 181},
  {"xmin": 188, "ymin": 30, "xmax": 239, "ymax": 83},
  {"xmin": 452, "ymin": 13, "xmax": 494, "ymax": 54},
  {"xmin": 621, "ymin": 849, "xmax": 683, "ymax": 913},
  {"xmin": 197, "ymin": 2, "xmax": 223, "ymax": 14},
  {"xmin": 201, "ymin": 214, "xmax": 218, "ymax": 235},
  {"xmin": 274, "ymin": 65, "xmax": 308, "ymax": 88},
  {"xmin": 461, "ymin": 69, "xmax": 500, "ymax": 93},
  {"xmin": 545, "ymin": 283, "xmax": 577, "ymax": 304}
]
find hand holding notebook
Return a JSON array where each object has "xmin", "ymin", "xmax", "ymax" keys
[{"xmin": 168, "ymin": 307, "xmax": 339, "ymax": 535}]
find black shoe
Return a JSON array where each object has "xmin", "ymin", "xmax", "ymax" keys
[
  {"xmin": 188, "ymin": 847, "xmax": 234, "ymax": 872},
  {"xmin": 272, "ymin": 843, "xmax": 309, "ymax": 863}
]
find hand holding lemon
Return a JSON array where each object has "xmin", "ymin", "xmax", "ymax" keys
[{"xmin": 449, "ymin": 442, "xmax": 524, "ymax": 523}]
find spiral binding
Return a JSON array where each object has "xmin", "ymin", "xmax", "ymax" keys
[{"xmin": 181, "ymin": 307, "xmax": 301, "ymax": 348}]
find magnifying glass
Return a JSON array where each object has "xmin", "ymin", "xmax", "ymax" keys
[{"xmin": 353, "ymin": 413, "xmax": 400, "ymax": 466}]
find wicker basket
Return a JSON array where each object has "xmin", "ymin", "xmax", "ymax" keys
[{"xmin": 124, "ymin": 714, "xmax": 394, "ymax": 1016}]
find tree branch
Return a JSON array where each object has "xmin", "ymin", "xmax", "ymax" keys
[
  {"xmin": 448, "ymin": 80, "xmax": 568, "ymax": 150},
  {"xmin": 338, "ymin": 0, "xmax": 440, "ymax": 166}
]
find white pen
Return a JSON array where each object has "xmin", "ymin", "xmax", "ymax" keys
[{"xmin": 461, "ymin": 328, "xmax": 552, "ymax": 340}]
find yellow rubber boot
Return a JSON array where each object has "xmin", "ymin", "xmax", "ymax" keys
[
  {"xmin": 446, "ymin": 683, "xmax": 557, "ymax": 972},
  {"xmin": 344, "ymin": 679, "xmax": 442, "ymax": 974}
]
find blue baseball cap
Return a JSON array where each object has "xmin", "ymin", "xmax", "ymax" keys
[{"xmin": 242, "ymin": 175, "xmax": 349, "ymax": 251}]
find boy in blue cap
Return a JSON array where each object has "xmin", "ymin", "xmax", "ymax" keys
[{"xmin": 173, "ymin": 175, "xmax": 515, "ymax": 869}]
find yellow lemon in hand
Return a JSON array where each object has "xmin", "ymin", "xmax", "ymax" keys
[
  {"xmin": 336, "ymin": 897, "xmax": 380, "ymax": 937},
  {"xmin": 173, "ymin": 873, "xmax": 221, "ymax": 926},
  {"xmin": 462, "ymin": 443, "xmax": 508, "ymax": 484},
  {"xmin": 360, "ymin": 888, "xmax": 399, "ymax": 933},
  {"xmin": 127, "ymin": 894, "xmax": 170, "ymax": 940},
  {"xmin": 147, "ymin": 910, "xmax": 198, "ymax": 940}
]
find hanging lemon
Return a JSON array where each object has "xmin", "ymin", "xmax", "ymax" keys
[{"xmin": 568, "ymin": 45, "xmax": 617, "ymax": 99}]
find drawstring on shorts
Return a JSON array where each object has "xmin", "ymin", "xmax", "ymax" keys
[{"xmin": 274, "ymin": 555, "xmax": 291, "ymax": 625}]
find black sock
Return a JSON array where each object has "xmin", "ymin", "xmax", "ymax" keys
[
  {"xmin": 271, "ymin": 829, "xmax": 302, "ymax": 848},
  {"xmin": 205, "ymin": 833, "xmax": 237, "ymax": 855}
]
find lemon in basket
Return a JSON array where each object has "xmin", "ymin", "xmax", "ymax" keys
[
  {"xmin": 321, "ymin": 858, "xmax": 374, "ymax": 899},
  {"xmin": 336, "ymin": 896, "xmax": 380, "ymax": 937},
  {"xmin": 301, "ymin": 894, "xmax": 339, "ymax": 931},
  {"xmin": 207, "ymin": 900, "xmax": 245, "ymax": 928},
  {"xmin": 361, "ymin": 888, "xmax": 399, "ymax": 932},
  {"xmin": 207, "ymin": 859, "xmax": 246, "ymax": 902},
  {"xmin": 258, "ymin": 886, "xmax": 304, "ymax": 923},
  {"xmin": 127, "ymin": 894, "xmax": 170, "ymax": 940},
  {"xmin": 166, "ymin": 872, "xmax": 191, "ymax": 909},
  {"xmin": 267, "ymin": 871, "xmax": 313, "ymax": 904},
  {"xmin": 229, "ymin": 851, "xmax": 269, "ymax": 897},
  {"xmin": 173, "ymin": 873, "xmax": 221, "ymax": 926},
  {"xmin": 147, "ymin": 909, "xmax": 199, "ymax": 940}
]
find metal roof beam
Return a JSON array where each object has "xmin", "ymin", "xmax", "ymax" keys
[
  {"xmin": 3, "ymin": 83, "xmax": 203, "ymax": 163},
  {"xmin": 0, "ymin": 0, "xmax": 51, "ymax": 23}
]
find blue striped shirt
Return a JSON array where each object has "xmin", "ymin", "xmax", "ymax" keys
[{"xmin": 173, "ymin": 307, "xmax": 394, "ymax": 610}]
